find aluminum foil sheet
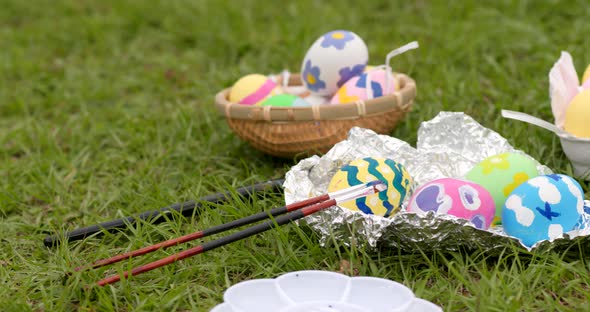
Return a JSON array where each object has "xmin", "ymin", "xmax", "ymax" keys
[{"xmin": 283, "ymin": 112, "xmax": 590, "ymax": 253}]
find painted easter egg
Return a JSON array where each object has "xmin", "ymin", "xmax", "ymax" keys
[
  {"xmin": 364, "ymin": 65, "xmax": 377, "ymax": 72},
  {"xmin": 328, "ymin": 157, "xmax": 413, "ymax": 217},
  {"xmin": 260, "ymin": 94, "xmax": 311, "ymax": 107},
  {"xmin": 229, "ymin": 74, "xmax": 282, "ymax": 105},
  {"xmin": 407, "ymin": 178, "xmax": 496, "ymax": 230},
  {"xmin": 301, "ymin": 93, "xmax": 329, "ymax": 105},
  {"xmin": 465, "ymin": 152, "xmax": 541, "ymax": 225},
  {"xmin": 282, "ymin": 85, "xmax": 330, "ymax": 105},
  {"xmin": 301, "ymin": 30, "xmax": 368, "ymax": 96},
  {"xmin": 502, "ymin": 174, "xmax": 584, "ymax": 247},
  {"xmin": 582, "ymin": 64, "xmax": 590, "ymax": 88},
  {"xmin": 330, "ymin": 68, "xmax": 398, "ymax": 105},
  {"xmin": 564, "ymin": 89, "xmax": 590, "ymax": 138},
  {"xmin": 574, "ymin": 203, "xmax": 590, "ymax": 230}
]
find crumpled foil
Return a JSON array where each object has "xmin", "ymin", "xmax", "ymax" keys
[{"xmin": 283, "ymin": 112, "xmax": 590, "ymax": 253}]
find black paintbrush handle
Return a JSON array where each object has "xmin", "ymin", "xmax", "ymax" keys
[{"xmin": 43, "ymin": 179, "xmax": 285, "ymax": 247}]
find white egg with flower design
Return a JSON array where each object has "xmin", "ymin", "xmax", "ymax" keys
[{"xmin": 300, "ymin": 30, "xmax": 369, "ymax": 96}]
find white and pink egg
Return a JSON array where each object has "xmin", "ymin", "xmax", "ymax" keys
[{"xmin": 407, "ymin": 178, "xmax": 496, "ymax": 230}]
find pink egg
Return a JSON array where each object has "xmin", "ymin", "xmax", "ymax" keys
[
  {"xmin": 330, "ymin": 68, "xmax": 397, "ymax": 104},
  {"xmin": 407, "ymin": 178, "xmax": 496, "ymax": 230}
]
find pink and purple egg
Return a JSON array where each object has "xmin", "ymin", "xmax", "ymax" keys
[
  {"xmin": 330, "ymin": 68, "xmax": 397, "ymax": 104},
  {"xmin": 407, "ymin": 178, "xmax": 496, "ymax": 230}
]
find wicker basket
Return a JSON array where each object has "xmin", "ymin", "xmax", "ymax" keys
[{"xmin": 214, "ymin": 73, "xmax": 417, "ymax": 158}]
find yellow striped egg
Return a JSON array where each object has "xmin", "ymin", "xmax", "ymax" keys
[
  {"xmin": 229, "ymin": 74, "xmax": 282, "ymax": 106},
  {"xmin": 328, "ymin": 157, "xmax": 413, "ymax": 217}
]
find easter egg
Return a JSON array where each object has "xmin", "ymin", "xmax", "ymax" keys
[
  {"xmin": 282, "ymin": 85, "xmax": 330, "ymax": 105},
  {"xmin": 328, "ymin": 157, "xmax": 413, "ymax": 217},
  {"xmin": 330, "ymin": 69, "xmax": 398, "ymax": 104},
  {"xmin": 582, "ymin": 64, "xmax": 590, "ymax": 87},
  {"xmin": 502, "ymin": 174, "xmax": 584, "ymax": 247},
  {"xmin": 301, "ymin": 30, "xmax": 368, "ymax": 96},
  {"xmin": 465, "ymin": 152, "xmax": 540, "ymax": 225},
  {"xmin": 564, "ymin": 89, "xmax": 590, "ymax": 138},
  {"xmin": 407, "ymin": 178, "xmax": 496, "ymax": 230},
  {"xmin": 301, "ymin": 93, "xmax": 329, "ymax": 105},
  {"xmin": 229, "ymin": 74, "xmax": 282, "ymax": 105},
  {"xmin": 364, "ymin": 65, "xmax": 377, "ymax": 72},
  {"xmin": 260, "ymin": 94, "xmax": 311, "ymax": 107}
]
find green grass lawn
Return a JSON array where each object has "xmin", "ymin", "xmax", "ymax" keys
[{"xmin": 2, "ymin": 0, "xmax": 590, "ymax": 311}]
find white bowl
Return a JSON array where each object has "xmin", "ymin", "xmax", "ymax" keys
[
  {"xmin": 210, "ymin": 270, "xmax": 442, "ymax": 312},
  {"xmin": 501, "ymin": 109, "xmax": 590, "ymax": 180},
  {"xmin": 559, "ymin": 135, "xmax": 590, "ymax": 180},
  {"xmin": 408, "ymin": 298, "xmax": 444, "ymax": 312}
]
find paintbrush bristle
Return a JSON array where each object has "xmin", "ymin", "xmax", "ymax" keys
[
  {"xmin": 333, "ymin": 180, "xmax": 386, "ymax": 204},
  {"xmin": 373, "ymin": 180, "xmax": 388, "ymax": 192}
]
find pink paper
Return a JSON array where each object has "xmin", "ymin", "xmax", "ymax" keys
[{"xmin": 549, "ymin": 52, "xmax": 580, "ymax": 128}]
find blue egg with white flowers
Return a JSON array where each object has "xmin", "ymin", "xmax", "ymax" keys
[{"xmin": 502, "ymin": 174, "xmax": 584, "ymax": 247}]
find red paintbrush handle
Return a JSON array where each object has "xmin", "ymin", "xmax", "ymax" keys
[
  {"xmin": 78, "ymin": 231, "xmax": 205, "ymax": 271},
  {"xmin": 97, "ymin": 245, "xmax": 206, "ymax": 286}
]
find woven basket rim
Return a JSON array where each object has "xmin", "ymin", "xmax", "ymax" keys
[{"xmin": 215, "ymin": 73, "xmax": 416, "ymax": 122}]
